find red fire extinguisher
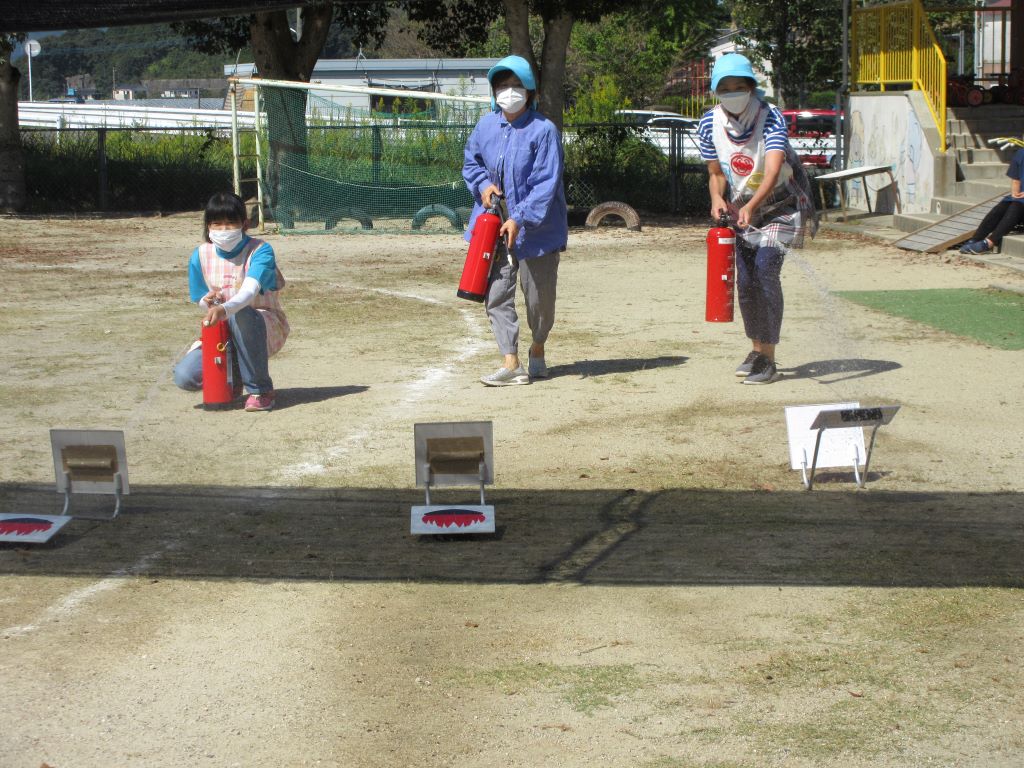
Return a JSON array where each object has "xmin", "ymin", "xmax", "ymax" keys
[
  {"xmin": 201, "ymin": 318, "xmax": 241, "ymax": 409},
  {"xmin": 457, "ymin": 200, "xmax": 503, "ymax": 303},
  {"xmin": 705, "ymin": 213, "xmax": 736, "ymax": 322}
]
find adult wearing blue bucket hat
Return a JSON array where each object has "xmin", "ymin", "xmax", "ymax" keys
[
  {"xmin": 697, "ymin": 53, "xmax": 818, "ymax": 384},
  {"xmin": 463, "ymin": 54, "xmax": 568, "ymax": 386}
]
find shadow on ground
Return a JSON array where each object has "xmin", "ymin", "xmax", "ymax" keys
[
  {"xmin": 2, "ymin": 483, "xmax": 1021, "ymax": 588},
  {"xmin": 781, "ymin": 358, "xmax": 902, "ymax": 384},
  {"xmin": 547, "ymin": 356, "xmax": 688, "ymax": 379}
]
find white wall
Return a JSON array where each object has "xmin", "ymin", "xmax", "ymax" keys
[{"xmin": 845, "ymin": 92, "xmax": 938, "ymax": 214}]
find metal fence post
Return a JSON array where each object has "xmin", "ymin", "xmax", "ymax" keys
[{"xmin": 97, "ymin": 128, "xmax": 108, "ymax": 211}]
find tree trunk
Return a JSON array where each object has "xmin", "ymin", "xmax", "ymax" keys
[
  {"xmin": 502, "ymin": 0, "xmax": 573, "ymax": 130},
  {"xmin": 0, "ymin": 40, "xmax": 25, "ymax": 213},
  {"xmin": 249, "ymin": 7, "xmax": 332, "ymax": 220},
  {"xmin": 538, "ymin": 11, "xmax": 573, "ymax": 131},
  {"xmin": 503, "ymin": 0, "xmax": 536, "ymax": 74}
]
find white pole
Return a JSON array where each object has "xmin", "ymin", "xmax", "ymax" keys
[
  {"xmin": 27, "ymin": 47, "xmax": 33, "ymax": 101},
  {"xmin": 230, "ymin": 81, "xmax": 241, "ymax": 196}
]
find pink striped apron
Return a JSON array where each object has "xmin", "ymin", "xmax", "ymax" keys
[{"xmin": 198, "ymin": 238, "xmax": 289, "ymax": 356}]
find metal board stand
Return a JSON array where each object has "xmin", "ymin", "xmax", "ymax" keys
[
  {"xmin": 50, "ymin": 429, "xmax": 130, "ymax": 520},
  {"xmin": 785, "ymin": 405, "xmax": 900, "ymax": 490},
  {"xmin": 411, "ymin": 422, "xmax": 495, "ymax": 535}
]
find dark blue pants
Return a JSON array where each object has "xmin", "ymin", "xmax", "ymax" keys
[{"xmin": 735, "ymin": 241, "xmax": 784, "ymax": 345}]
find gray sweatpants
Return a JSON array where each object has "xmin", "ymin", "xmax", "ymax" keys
[{"xmin": 485, "ymin": 249, "xmax": 560, "ymax": 356}]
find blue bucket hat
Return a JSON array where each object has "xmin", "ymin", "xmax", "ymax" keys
[
  {"xmin": 487, "ymin": 55, "xmax": 537, "ymax": 110},
  {"xmin": 711, "ymin": 53, "xmax": 758, "ymax": 92}
]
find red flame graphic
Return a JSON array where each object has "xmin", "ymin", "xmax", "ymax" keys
[
  {"xmin": 421, "ymin": 510, "xmax": 487, "ymax": 529},
  {"xmin": 0, "ymin": 518, "xmax": 53, "ymax": 536}
]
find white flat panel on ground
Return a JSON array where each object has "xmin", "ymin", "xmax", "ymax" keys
[
  {"xmin": 411, "ymin": 505, "xmax": 495, "ymax": 535},
  {"xmin": 785, "ymin": 403, "xmax": 865, "ymax": 470},
  {"xmin": 0, "ymin": 514, "xmax": 72, "ymax": 544}
]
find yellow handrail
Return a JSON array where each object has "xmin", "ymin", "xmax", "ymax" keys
[{"xmin": 852, "ymin": 0, "xmax": 947, "ymax": 152}]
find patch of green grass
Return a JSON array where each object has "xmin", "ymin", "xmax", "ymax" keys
[
  {"xmin": 834, "ymin": 288, "xmax": 1024, "ymax": 350},
  {"xmin": 452, "ymin": 662, "xmax": 645, "ymax": 714}
]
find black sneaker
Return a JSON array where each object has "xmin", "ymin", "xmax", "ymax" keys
[
  {"xmin": 743, "ymin": 354, "xmax": 780, "ymax": 385},
  {"xmin": 735, "ymin": 350, "xmax": 760, "ymax": 377}
]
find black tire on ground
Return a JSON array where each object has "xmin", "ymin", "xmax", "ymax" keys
[
  {"xmin": 325, "ymin": 208, "xmax": 373, "ymax": 231},
  {"xmin": 585, "ymin": 201, "xmax": 641, "ymax": 232},
  {"xmin": 411, "ymin": 204, "xmax": 463, "ymax": 230}
]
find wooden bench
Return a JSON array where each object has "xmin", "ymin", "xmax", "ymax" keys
[{"xmin": 815, "ymin": 164, "xmax": 901, "ymax": 221}]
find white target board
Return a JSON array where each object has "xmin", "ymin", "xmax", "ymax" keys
[
  {"xmin": 0, "ymin": 514, "xmax": 72, "ymax": 544},
  {"xmin": 784, "ymin": 402, "xmax": 866, "ymax": 471}
]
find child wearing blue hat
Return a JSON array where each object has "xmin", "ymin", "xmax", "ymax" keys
[
  {"xmin": 697, "ymin": 53, "xmax": 818, "ymax": 384},
  {"xmin": 462, "ymin": 54, "xmax": 569, "ymax": 386}
]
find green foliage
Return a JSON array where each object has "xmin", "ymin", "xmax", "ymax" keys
[
  {"xmin": 20, "ymin": 129, "xmax": 255, "ymax": 213},
  {"xmin": 729, "ymin": 0, "xmax": 844, "ymax": 107},
  {"xmin": 564, "ymin": 75, "xmax": 631, "ymax": 124}
]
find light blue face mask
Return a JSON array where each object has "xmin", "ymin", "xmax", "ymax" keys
[{"xmin": 718, "ymin": 90, "xmax": 752, "ymax": 115}]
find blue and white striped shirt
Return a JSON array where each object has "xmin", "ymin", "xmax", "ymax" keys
[{"xmin": 698, "ymin": 102, "xmax": 790, "ymax": 163}]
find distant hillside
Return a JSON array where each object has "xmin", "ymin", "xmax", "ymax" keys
[{"xmin": 14, "ymin": 10, "xmax": 443, "ymax": 102}]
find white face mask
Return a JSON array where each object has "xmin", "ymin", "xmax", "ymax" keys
[
  {"xmin": 496, "ymin": 87, "xmax": 528, "ymax": 114},
  {"xmin": 208, "ymin": 227, "xmax": 245, "ymax": 251},
  {"xmin": 718, "ymin": 90, "xmax": 752, "ymax": 115}
]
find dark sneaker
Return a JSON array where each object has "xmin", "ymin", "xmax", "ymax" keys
[
  {"xmin": 958, "ymin": 240, "xmax": 980, "ymax": 254},
  {"xmin": 961, "ymin": 239, "xmax": 992, "ymax": 254},
  {"xmin": 743, "ymin": 355, "xmax": 780, "ymax": 385},
  {"xmin": 735, "ymin": 350, "xmax": 760, "ymax": 377},
  {"xmin": 244, "ymin": 391, "xmax": 276, "ymax": 411},
  {"xmin": 480, "ymin": 366, "xmax": 530, "ymax": 386}
]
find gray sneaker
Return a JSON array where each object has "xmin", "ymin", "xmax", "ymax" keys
[
  {"xmin": 735, "ymin": 350, "xmax": 760, "ymax": 377},
  {"xmin": 480, "ymin": 365, "xmax": 530, "ymax": 386},
  {"xmin": 743, "ymin": 355, "xmax": 781, "ymax": 385},
  {"xmin": 528, "ymin": 355, "xmax": 548, "ymax": 379}
]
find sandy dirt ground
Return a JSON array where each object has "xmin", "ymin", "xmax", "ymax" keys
[{"xmin": 0, "ymin": 213, "xmax": 1022, "ymax": 768}]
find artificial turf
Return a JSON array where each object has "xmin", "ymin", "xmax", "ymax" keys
[{"xmin": 834, "ymin": 288, "xmax": 1024, "ymax": 350}]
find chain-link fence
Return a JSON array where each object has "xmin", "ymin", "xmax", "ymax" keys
[
  {"xmin": 19, "ymin": 122, "xmax": 833, "ymax": 222},
  {"xmin": 20, "ymin": 127, "xmax": 258, "ymax": 214}
]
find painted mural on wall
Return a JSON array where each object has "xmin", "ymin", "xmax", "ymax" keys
[{"xmin": 846, "ymin": 94, "xmax": 934, "ymax": 215}]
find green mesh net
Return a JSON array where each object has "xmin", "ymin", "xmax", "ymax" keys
[{"xmin": 257, "ymin": 83, "xmax": 491, "ymax": 234}]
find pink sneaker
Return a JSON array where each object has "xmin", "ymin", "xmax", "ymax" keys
[{"xmin": 244, "ymin": 391, "xmax": 275, "ymax": 412}]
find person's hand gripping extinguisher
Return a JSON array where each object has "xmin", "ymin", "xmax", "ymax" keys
[{"xmin": 481, "ymin": 183, "xmax": 518, "ymax": 252}]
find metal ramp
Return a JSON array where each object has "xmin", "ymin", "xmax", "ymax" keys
[{"xmin": 893, "ymin": 195, "xmax": 1003, "ymax": 253}]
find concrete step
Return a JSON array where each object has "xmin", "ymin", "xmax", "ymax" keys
[
  {"xmin": 948, "ymin": 105, "xmax": 1024, "ymax": 119},
  {"xmin": 960, "ymin": 161, "xmax": 1012, "ymax": 180},
  {"xmin": 893, "ymin": 211, "xmax": 943, "ymax": 233},
  {"xmin": 947, "ymin": 116, "xmax": 1024, "ymax": 134},
  {"xmin": 947, "ymin": 131, "xmax": 1024, "ymax": 151},
  {"xmin": 956, "ymin": 147, "xmax": 1001, "ymax": 164},
  {"xmin": 958, "ymin": 178, "xmax": 1010, "ymax": 199},
  {"xmin": 1001, "ymin": 233, "xmax": 1024, "ymax": 258},
  {"xmin": 932, "ymin": 195, "xmax": 977, "ymax": 216}
]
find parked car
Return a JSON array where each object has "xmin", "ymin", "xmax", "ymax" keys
[
  {"xmin": 782, "ymin": 109, "xmax": 842, "ymax": 169},
  {"xmin": 613, "ymin": 110, "xmax": 701, "ymax": 158}
]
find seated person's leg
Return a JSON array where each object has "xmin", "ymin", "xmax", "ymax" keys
[
  {"xmin": 173, "ymin": 347, "xmax": 203, "ymax": 391},
  {"xmin": 229, "ymin": 307, "xmax": 273, "ymax": 394}
]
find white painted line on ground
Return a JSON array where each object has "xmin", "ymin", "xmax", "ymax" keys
[
  {"xmin": 277, "ymin": 288, "xmax": 491, "ymax": 481},
  {"xmin": 1, "ymin": 546, "xmax": 174, "ymax": 638}
]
